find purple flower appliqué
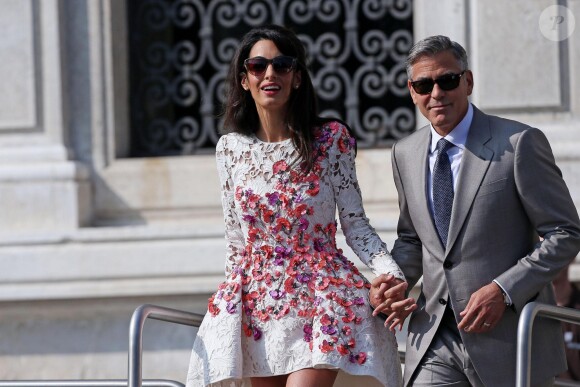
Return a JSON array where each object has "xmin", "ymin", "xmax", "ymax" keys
[
  {"xmin": 353, "ymin": 297, "xmax": 365, "ymax": 305},
  {"xmin": 349, "ymin": 352, "xmax": 367, "ymax": 364},
  {"xmin": 299, "ymin": 218, "xmax": 309, "ymax": 231},
  {"xmin": 267, "ymin": 192, "xmax": 280, "ymax": 206},
  {"xmin": 253, "ymin": 327, "xmax": 262, "ymax": 341},
  {"xmin": 269, "ymin": 289, "xmax": 285, "ymax": 300},
  {"xmin": 321, "ymin": 325, "xmax": 337, "ymax": 335},
  {"xmin": 275, "ymin": 246, "xmax": 291, "ymax": 255},
  {"xmin": 318, "ymin": 131, "xmax": 331, "ymax": 143},
  {"xmin": 274, "ymin": 246, "xmax": 292, "ymax": 265},
  {"xmin": 313, "ymin": 238, "xmax": 325, "ymax": 252},
  {"xmin": 348, "ymin": 136, "xmax": 356, "ymax": 148},
  {"xmin": 303, "ymin": 323, "xmax": 313, "ymax": 342},
  {"xmin": 242, "ymin": 214, "xmax": 257, "ymax": 225},
  {"xmin": 226, "ymin": 302, "xmax": 236, "ymax": 314},
  {"xmin": 297, "ymin": 273, "xmax": 311, "ymax": 283}
]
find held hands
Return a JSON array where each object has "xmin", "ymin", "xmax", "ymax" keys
[
  {"xmin": 457, "ymin": 282, "xmax": 506, "ymax": 333},
  {"xmin": 370, "ymin": 274, "xmax": 417, "ymax": 332}
]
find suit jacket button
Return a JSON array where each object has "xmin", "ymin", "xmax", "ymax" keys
[
  {"xmin": 439, "ymin": 298, "xmax": 447, "ymax": 305},
  {"xmin": 443, "ymin": 261, "xmax": 452, "ymax": 269}
]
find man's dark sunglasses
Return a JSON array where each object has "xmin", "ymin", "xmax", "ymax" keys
[
  {"xmin": 410, "ymin": 71, "xmax": 466, "ymax": 95},
  {"xmin": 244, "ymin": 56, "xmax": 297, "ymax": 76}
]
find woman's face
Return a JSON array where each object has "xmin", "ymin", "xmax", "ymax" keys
[{"xmin": 241, "ymin": 39, "xmax": 301, "ymax": 116}]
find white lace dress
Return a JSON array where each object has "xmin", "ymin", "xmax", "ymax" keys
[{"xmin": 186, "ymin": 121, "xmax": 404, "ymax": 387}]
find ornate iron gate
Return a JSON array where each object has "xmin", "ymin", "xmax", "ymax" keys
[{"xmin": 128, "ymin": 0, "xmax": 414, "ymax": 156}]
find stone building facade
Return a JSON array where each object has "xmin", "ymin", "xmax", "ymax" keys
[{"xmin": 0, "ymin": 0, "xmax": 578, "ymax": 383}]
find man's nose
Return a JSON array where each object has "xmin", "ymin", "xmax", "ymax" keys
[{"xmin": 430, "ymin": 83, "xmax": 445, "ymax": 98}]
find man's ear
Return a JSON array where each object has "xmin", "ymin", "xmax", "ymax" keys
[{"xmin": 465, "ymin": 70, "xmax": 474, "ymax": 96}]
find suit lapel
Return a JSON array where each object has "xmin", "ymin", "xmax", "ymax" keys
[
  {"xmin": 418, "ymin": 130, "xmax": 436, "ymax": 240},
  {"xmin": 409, "ymin": 127, "xmax": 446, "ymax": 257},
  {"xmin": 446, "ymin": 108, "xmax": 494, "ymax": 254}
]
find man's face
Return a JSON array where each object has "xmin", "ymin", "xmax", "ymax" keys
[{"xmin": 408, "ymin": 50, "xmax": 473, "ymax": 136}]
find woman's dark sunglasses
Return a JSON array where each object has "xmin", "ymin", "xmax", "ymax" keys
[
  {"xmin": 410, "ymin": 71, "xmax": 465, "ymax": 95},
  {"xmin": 244, "ymin": 56, "xmax": 297, "ymax": 76}
]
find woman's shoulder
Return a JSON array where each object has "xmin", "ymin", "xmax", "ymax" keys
[
  {"xmin": 315, "ymin": 119, "xmax": 356, "ymax": 155},
  {"xmin": 316, "ymin": 119, "xmax": 352, "ymax": 139},
  {"xmin": 217, "ymin": 132, "xmax": 254, "ymax": 151}
]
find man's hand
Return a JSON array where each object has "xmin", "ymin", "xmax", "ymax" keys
[
  {"xmin": 370, "ymin": 274, "xmax": 417, "ymax": 331},
  {"xmin": 458, "ymin": 282, "xmax": 506, "ymax": 333},
  {"xmin": 370, "ymin": 274, "xmax": 397, "ymax": 308}
]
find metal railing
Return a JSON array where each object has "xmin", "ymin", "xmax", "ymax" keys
[
  {"xmin": 128, "ymin": 304, "xmax": 204, "ymax": 387},
  {"xmin": 517, "ymin": 302, "xmax": 580, "ymax": 387},
  {"xmin": 2, "ymin": 301, "xmax": 579, "ymax": 387},
  {"xmin": 0, "ymin": 304, "xmax": 204, "ymax": 387}
]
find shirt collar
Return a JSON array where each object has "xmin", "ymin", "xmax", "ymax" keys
[{"xmin": 429, "ymin": 103, "xmax": 473, "ymax": 153}]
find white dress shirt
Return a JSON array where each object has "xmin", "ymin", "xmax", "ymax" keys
[{"xmin": 427, "ymin": 103, "xmax": 473, "ymax": 214}]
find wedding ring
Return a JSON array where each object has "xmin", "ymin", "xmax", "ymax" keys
[{"xmin": 483, "ymin": 322, "xmax": 491, "ymax": 327}]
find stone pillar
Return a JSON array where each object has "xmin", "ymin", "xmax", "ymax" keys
[{"xmin": 0, "ymin": 0, "xmax": 91, "ymax": 236}]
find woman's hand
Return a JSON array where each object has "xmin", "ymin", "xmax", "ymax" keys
[{"xmin": 370, "ymin": 274, "xmax": 417, "ymax": 331}]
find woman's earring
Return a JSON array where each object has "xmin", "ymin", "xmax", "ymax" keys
[{"xmin": 294, "ymin": 84, "xmax": 300, "ymax": 89}]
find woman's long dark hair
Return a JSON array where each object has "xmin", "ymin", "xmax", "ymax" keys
[{"xmin": 223, "ymin": 24, "xmax": 325, "ymax": 171}]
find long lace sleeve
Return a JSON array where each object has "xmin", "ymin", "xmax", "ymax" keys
[
  {"xmin": 327, "ymin": 123, "xmax": 405, "ymax": 280},
  {"xmin": 216, "ymin": 136, "xmax": 246, "ymax": 275}
]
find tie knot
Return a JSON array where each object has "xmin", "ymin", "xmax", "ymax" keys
[{"xmin": 436, "ymin": 138, "xmax": 454, "ymax": 154}]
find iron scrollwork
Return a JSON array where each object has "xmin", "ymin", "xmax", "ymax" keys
[{"xmin": 128, "ymin": 0, "xmax": 414, "ymax": 156}]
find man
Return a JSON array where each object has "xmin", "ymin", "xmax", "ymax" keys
[{"xmin": 372, "ymin": 35, "xmax": 580, "ymax": 386}]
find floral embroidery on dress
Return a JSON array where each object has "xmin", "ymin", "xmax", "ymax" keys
[
  {"xmin": 187, "ymin": 121, "xmax": 404, "ymax": 387},
  {"xmin": 207, "ymin": 122, "xmax": 402, "ymax": 363}
]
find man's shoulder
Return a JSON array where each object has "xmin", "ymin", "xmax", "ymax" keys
[
  {"xmin": 474, "ymin": 106, "xmax": 532, "ymax": 134},
  {"xmin": 474, "ymin": 108, "xmax": 554, "ymax": 154}
]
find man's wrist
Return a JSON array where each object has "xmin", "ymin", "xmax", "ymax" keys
[{"xmin": 493, "ymin": 280, "xmax": 512, "ymax": 306}]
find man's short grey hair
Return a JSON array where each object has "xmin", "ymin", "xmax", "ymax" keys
[{"xmin": 405, "ymin": 35, "xmax": 469, "ymax": 79}]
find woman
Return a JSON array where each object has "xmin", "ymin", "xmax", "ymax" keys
[{"xmin": 187, "ymin": 24, "xmax": 412, "ymax": 387}]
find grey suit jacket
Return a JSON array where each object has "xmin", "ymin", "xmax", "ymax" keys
[{"xmin": 391, "ymin": 106, "xmax": 580, "ymax": 386}]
